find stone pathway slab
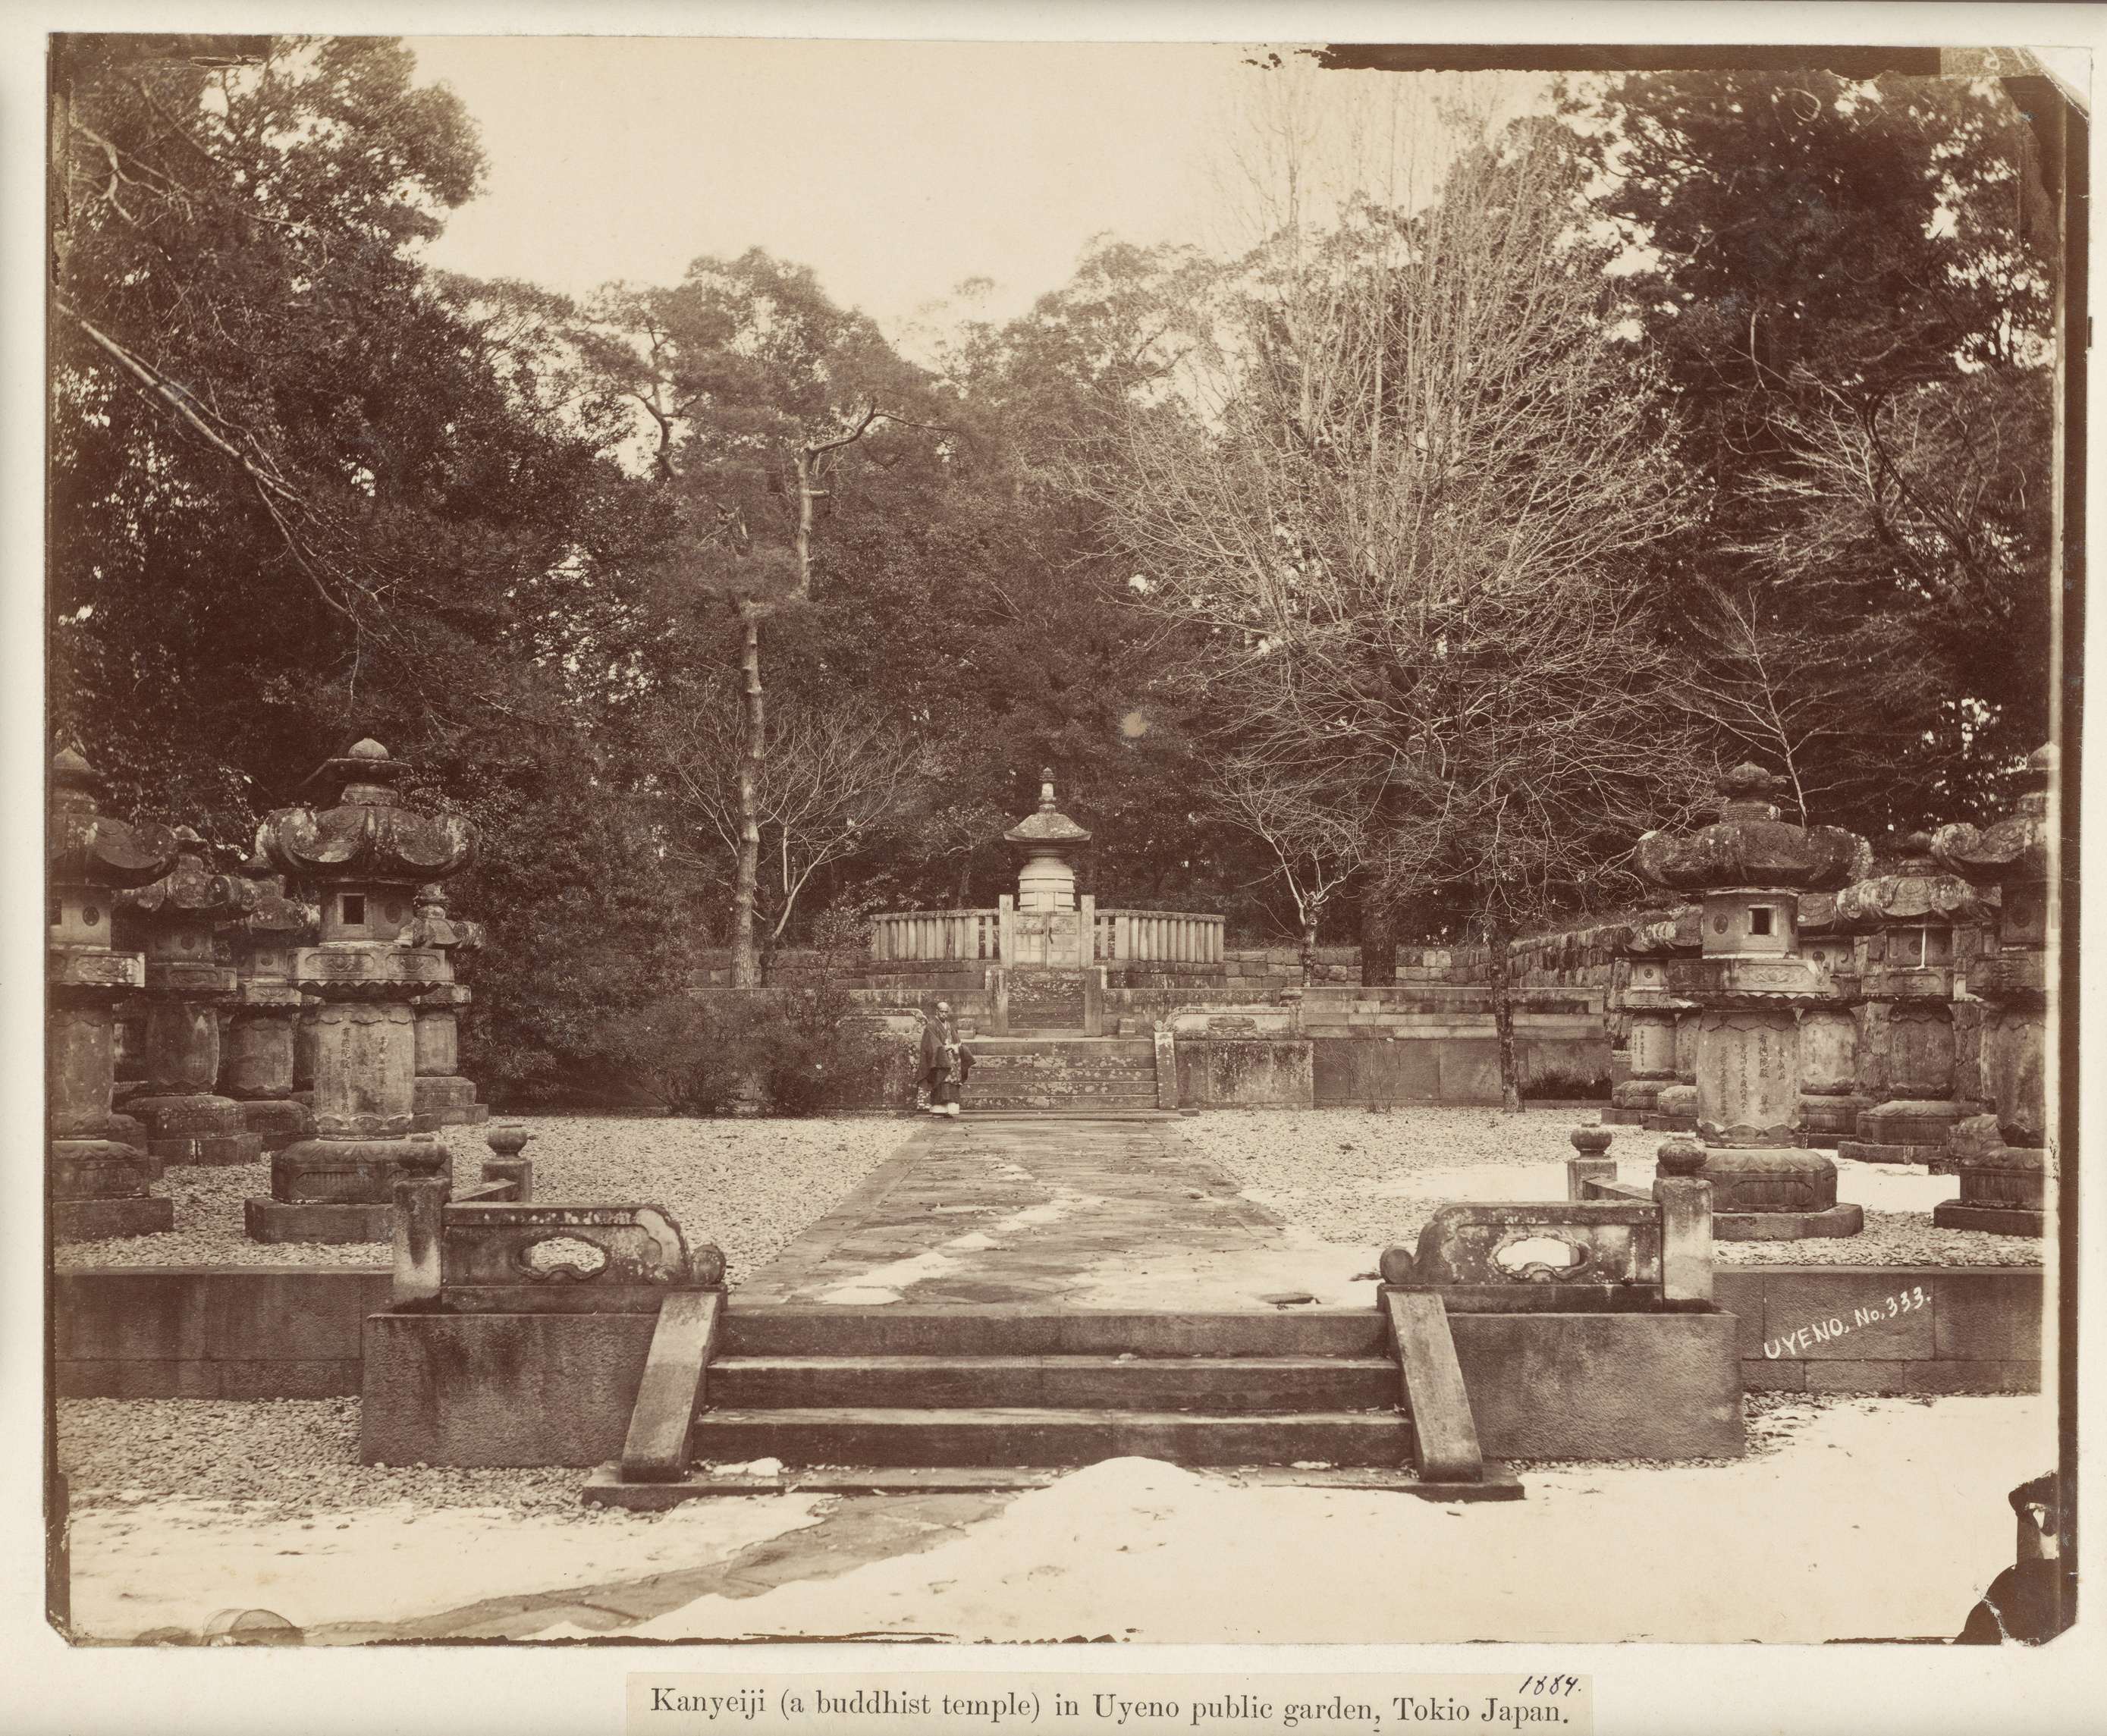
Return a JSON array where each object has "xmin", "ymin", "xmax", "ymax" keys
[{"xmin": 736, "ymin": 1117, "xmax": 1376, "ymax": 1311}]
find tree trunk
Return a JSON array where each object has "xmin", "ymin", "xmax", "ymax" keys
[
  {"xmin": 1485, "ymin": 912, "xmax": 1522, "ymax": 1114},
  {"xmin": 1360, "ymin": 896, "xmax": 1397, "ymax": 986},
  {"xmin": 1299, "ymin": 912, "xmax": 1320, "ymax": 987},
  {"xmin": 731, "ymin": 603, "xmax": 765, "ymax": 990}
]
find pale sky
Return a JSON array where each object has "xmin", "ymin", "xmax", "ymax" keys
[{"xmin": 404, "ymin": 38, "xmax": 1534, "ymax": 342}]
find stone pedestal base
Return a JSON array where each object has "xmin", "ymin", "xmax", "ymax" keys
[
  {"xmin": 237, "ymin": 1098, "xmax": 315, "ymax": 1152},
  {"xmin": 1798, "ymin": 1094, "xmax": 1871, "ymax": 1148},
  {"xmin": 412, "ymin": 1074, "xmax": 488, "ymax": 1132},
  {"xmin": 1644, "ymin": 1084, "xmax": 1699, "ymax": 1134},
  {"xmin": 1856, "ymin": 1098, "xmax": 1968, "ymax": 1148},
  {"xmin": 1714, "ymin": 1203, "xmax": 1866, "ymax": 1241},
  {"xmin": 1933, "ymin": 1202, "xmax": 2046, "ymax": 1237},
  {"xmin": 54, "ymin": 1196, "xmax": 174, "ymax": 1242},
  {"xmin": 243, "ymin": 1196, "xmax": 393, "ymax": 1245},
  {"xmin": 127, "ymin": 1092, "xmax": 264, "ymax": 1166},
  {"xmin": 1609, "ymin": 1076, "xmax": 1671, "ymax": 1116},
  {"xmin": 1932, "ymin": 1138, "xmax": 2049, "ymax": 1238},
  {"xmin": 1837, "ymin": 1140, "xmax": 1955, "ymax": 1168},
  {"xmin": 50, "ymin": 1138, "xmax": 171, "ymax": 1242},
  {"xmin": 51, "ymin": 1139, "xmax": 152, "ymax": 1200},
  {"xmin": 270, "ymin": 1136, "xmax": 451, "ymax": 1205}
]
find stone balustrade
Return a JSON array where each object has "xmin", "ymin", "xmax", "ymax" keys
[
  {"xmin": 868, "ymin": 908, "xmax": 1003, "ymax": 965},
  {"xmin": 1091, "ymin": 909, "xmax": 1224, "ymax": 967},
  {"xmin": 866, "ymin": 906, "xmax": 1225, "ymax": 969}
]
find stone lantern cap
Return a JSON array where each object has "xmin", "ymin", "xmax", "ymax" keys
[
  {"xmin": 258, "ymin": 738, "xmax": 476, "ymax": 889},
  {"xmin": 122, "ymin": 826, "xmax": 261, "ymax": 928},
  {"xmin": 49, "ymin": 745, "xmax": 179, "ymax": 893},
  {"xmin": 1635, "ymin": 764, "xmax": 1870, "ymax": 895},
  {"xmin": 1930, "ymin": 744, "xmax": 2052, "ymax": 891},
  {"xmin": 1832, "ymin": 830, "xmax": 1985, "ymax": 931},
  {"xmin": 1003, "ymin": 767, "xmax": 1092, "ymax": 849},
  {"xmin": 399, "ymin": 884, "xmax": 483, "ymax": 953},
  {"xmin": 236, "ymin": 849, "xmax": 319, "ymax": 940}
]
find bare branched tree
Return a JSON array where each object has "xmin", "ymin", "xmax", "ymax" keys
[
  {"xmin": 1210, "ymin": 750, "xmax": 1374, "ymax": 984},
  {"xmin": 655, "ymin": 682, "xmax": 927, "ymax": 961},
  {"xmin": 1101, "ymin": 114, "xmax": 1705, "ymax": 1107}
]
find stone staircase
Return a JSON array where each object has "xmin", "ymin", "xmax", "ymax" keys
[
  {"xmin": 966, "ymin": 1035, "xmax": 1160, "ymax": 1113},
  {"xmin": 686, "ymin": 1305, "xmax": 1410, "ymax": 1468}
]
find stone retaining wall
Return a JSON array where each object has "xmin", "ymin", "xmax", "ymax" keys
[{"xmin": 54, "ymin": 1264, "xmax": 2043, "ymax": 1401}]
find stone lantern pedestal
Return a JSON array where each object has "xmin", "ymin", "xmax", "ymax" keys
[
  {"xmin": 48, "ymin": 748, "xmax": 181, "ymax": 1241},
  {"xmin": 119, "ymin": 827, "xmax": 263, "ymax": 1168},
  {"xmin": 244, "ymin": 740, "xmax": 475, "ymax": 1244},
  {"xmin": 1930, "ymin": 747, "xmax": 2055, "ymax": 1236},
  {"xmin": 1634, "ymin": 764, "xmax": 1870, "ymax": 1241},
  {"xmin": 222, "ymin": 851, "xmax": 318, "ymax": 1153}
]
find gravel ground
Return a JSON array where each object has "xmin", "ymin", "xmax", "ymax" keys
[
  {"xmin": 1175, "ymin": 1107, "xmax": 2044, "ymax": 1267},
  {"xmin": 57, "ymin": 1399, "xmax": 592, "ymax": 1518},
  {"xmin": 54, "ymin": 1114, "xmax": 916, "ymax": 1281}
]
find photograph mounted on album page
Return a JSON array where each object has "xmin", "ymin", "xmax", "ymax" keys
[{"xmin": 13, "ymin": 5, "xmax": 2099, "ymax": 1733}]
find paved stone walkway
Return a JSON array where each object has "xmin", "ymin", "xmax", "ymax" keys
[{"xmin": 736, "ymin": 1116, "xmax": 1378, "ymax": 1311}]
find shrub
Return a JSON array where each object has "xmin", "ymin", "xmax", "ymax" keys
[{"xmin": 597, "ymin": 984, "xmax": 906, "ymax": 1116}]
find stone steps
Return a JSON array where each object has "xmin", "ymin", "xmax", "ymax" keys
[
  {"xmin": 710, "ymin": 1353, "xmax": 1398, "ymax": 1412},
  {"xmin": 687, "ymin": 1405, "xmax": 1413, "ymax": 1468},
  {"xmin": 963, "ymin": 1034, "xmax": 1160, "ymax": 1113},
  {"xmin": 721, "ymin": 1306, "xmax": 1390, "ymax": 1358}
]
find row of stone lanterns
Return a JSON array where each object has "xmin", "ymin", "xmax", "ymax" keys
[
  {"xmin": 1615, "ymin": 751, "xmax": 2056, "ymax": 1238},
  {"xmin": 48, "ymin": 738, "xmax": 489, "ymax": 1245}
]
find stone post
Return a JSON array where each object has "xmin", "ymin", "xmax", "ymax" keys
[
  {"xmin": 1634, "ymin": 763, "xmax": 1871, "ymax": 1240},
  {"xmin": 391, "ymin": 1173, "xmax": 448, "ymax": 1304},
  {"xmin": 1652, "ymin": 1138, "xmax": 1715, "ymax": 1304},
  {"xmin": 119, "ymin": 827, "xmax": 264, "ymax": 1166},
  {"xmin": 1826, "ymin": 832, "xmax": 1984, "ymax": 1165},
  {"xmin": 48, "ymin": 746, "xmax": 181, "ymax": 1241},
  {"xmin": 401, "ymin": 884, "xmax": 490, "ymax": 1135},
  {"xmin": 1930, "ymin": 744, "xmax": 2055, "ymax": 1235},
  {"xmin": 1565, "ymin": 1125, "xmax": 1618, "ymax": 1199},
  {"xmin": 245, "ymin": 739, "xmax": 475, "ymax": 1244},
  {"xmin": 480, "ymin": 1123, "xmax": 535, "ymax": 1201},
  {"xmin": 222, "ymin": 850, "xmax": 319, "ymax": 1153}
]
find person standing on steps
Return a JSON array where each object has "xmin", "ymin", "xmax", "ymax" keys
[{"xmin": 921, "ymin": 1000, "xmax": 972, "ymax": 1117}]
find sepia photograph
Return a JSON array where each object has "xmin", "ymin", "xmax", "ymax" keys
[{"xmin": 20, "ymin": 5, "xmax": 2099, "ymax": 1729}]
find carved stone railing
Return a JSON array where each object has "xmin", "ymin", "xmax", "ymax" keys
[
  {"xmin": 868, "ymin": 909, "xmax": 1002, "ymax": 965},
  {"xmin": 868, "ymin": 905, "xmax": 1225, "ymax": 970},
  {"xmin": 1091, "ymin": 909, "xmax": 1223, "ymax": 966}
]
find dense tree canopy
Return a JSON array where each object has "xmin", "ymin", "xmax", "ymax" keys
[
  {"xmin": 48, "ymin": 40, "xmax": 2061, "ymax": 1100},
  {"xmin": 1572, "ymin": 71, "xmax": 2056, "ymax": 834}
]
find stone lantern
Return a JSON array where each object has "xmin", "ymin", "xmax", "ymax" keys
[
  {"xmin": 1829, "ymin": 831, "xmax": 1985, "ymax": 1166},
  {"xmin": 1633, "ymin": 762, "xmax": 1871, "ymax": 1239},
  {"xmin": 1604, "ymin": 915, "xmax": 1692, "ymax": 1127},
  {"xmin": 246, "ymin": 739, "xmax": 476, "ymax": 1243},
  {"xmin": 401, "ymin": 883, "xmax": 489, "ymax": 1134},
  {"xmin": 1003, "ymin": 767, "xmax": 1091, "ymax": 912},
  {"xmin": 1788, "ymin": 889, "xmax": 1866, "ymax": 1147},
  {"xmin": 1929, "ymin": 744, "xmax": 2055, "ymax": 1235},
  {"xmin": 118, "ymin": 826, "xmax": 263, "ymax": 1167},
  {"xmin": 222, "ymin": 849, "xmax": 319, "ymax": 1152},
  {"xmin": 48, "ymin": 746, "xmax": 180, "ymax": 1239}
]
